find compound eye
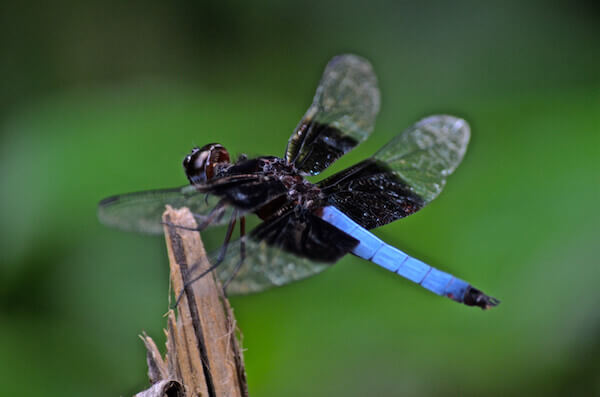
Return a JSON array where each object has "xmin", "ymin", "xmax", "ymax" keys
[
  {"xmin": 183, "ymin": 148, "xmax": 209, "ymax": 184},
  {"xmin": 210, "ymin": 145, "xmax": 230, "ymax": 165},
  {"xmin": 194, "ymin": 151, "xmax": 210, "ymax": 172}
]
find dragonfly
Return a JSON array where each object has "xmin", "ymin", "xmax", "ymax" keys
[{"xmin": 98, "ymin": 54, "xmax": 499, "ymax": 309}]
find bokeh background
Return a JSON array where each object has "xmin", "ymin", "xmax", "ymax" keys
[{"xmin": 1, "ymin": 1, "xmax": 599, "ymax": 396}]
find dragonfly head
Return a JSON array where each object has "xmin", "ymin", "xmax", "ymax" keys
[{"xmin": 183, "ymin": 143, "xmax": 231, "ymax": 185}]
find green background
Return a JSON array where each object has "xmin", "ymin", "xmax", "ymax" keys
[{"xmin": 1, "ymin": 1, "xmax": 599, "ymax": 396}]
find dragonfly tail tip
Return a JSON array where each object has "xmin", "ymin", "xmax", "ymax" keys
[{"xmin": 464, "ymin": 286, "xmax": 500, "ymax": 310}]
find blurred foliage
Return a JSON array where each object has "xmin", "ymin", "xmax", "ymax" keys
[{"xmin": 1, "ymin": 1, "xmax": 599, "ymax": 396}]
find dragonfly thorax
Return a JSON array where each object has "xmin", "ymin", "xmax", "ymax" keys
[
  {"xmin": 280, "ymin": 174, "xmax": 323, "ymax": 210},
  {"xmin": 254, "ymin": 157, "xmax": 323, "ymax": 210}
]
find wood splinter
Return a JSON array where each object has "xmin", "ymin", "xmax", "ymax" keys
[{"xmin": 135, "ymin": 206, "xmax": 248, "ymax": 397}]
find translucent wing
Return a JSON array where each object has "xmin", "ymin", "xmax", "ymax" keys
[
  {"xmin": 214, "ymin": 210, "xmax": 358, "ymax": 294},
  {"xmin": 98, "ymin": 185, "xmax": 233, "ymax": 234},
  {"xmin": 375, "ymin": 115, "xmax": 470, "ymax": 203},
  {"xmin": 286, "ymin": 54, "xmax": 380, "ymax": 175},
  {"xmin": 319, "ymin": 115, "xmax": 470, "ymax": 229},
  {"xmin": 214, "ymin": 238, "xmax": 333, "ymax": 294},
  {"xmin": 99, "ymin": 168, "xmax": 291, "ymax": 235}
]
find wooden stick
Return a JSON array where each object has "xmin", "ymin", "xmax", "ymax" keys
[{"xmin": 135, "ymin": 206, "xmax": 248, "ymax": 397}]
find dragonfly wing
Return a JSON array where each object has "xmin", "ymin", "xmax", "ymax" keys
[
  {"xmin": 215, "ymin": 210, "xmax": 358, "ymax": 294},
  {"xmin": 100, "ymin": 170, "xmax": 290, "ymax": 236},
  {"xmin": 286, "ymin": 54, "xmax": 380, "ymax": 175},
  {"xmin": 318, "ymin": 115, "xmax": 470, "ymax": 229},
  {"xmin": 374, "ymin": 115, "xmax": 470, "ymax": 203},
  {"xmin": 214, "ymin": 239, "xmax": 329, "ymax": 295},
  {"xmin": 318, "ymin": 159, "xmax": 425, "ymax": 229},
  {"xmin": 98, "ymin": 185, "xmax": 233, "ymax": 234}
]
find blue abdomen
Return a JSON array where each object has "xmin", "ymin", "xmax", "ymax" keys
[{"xmin": 319, "ymin": 206, "xmax": 498, "ymax": 309}]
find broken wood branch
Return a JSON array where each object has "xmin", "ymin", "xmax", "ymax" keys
[{"xmin": 135, "ymin": 206, "xmax": 248, "ymax": 397}]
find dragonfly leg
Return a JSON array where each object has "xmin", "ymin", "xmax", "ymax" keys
[
  {"xmin": 172, "ymin": 211, "xmax": 237, "ymax": 308},
  {"xmin": 192, "ymin": 199, "xmax": 227, "ymax": 231},
  {"xmin": 162, "ymin": 199, "xmax": 227, "ymax": 232},
  {"xmin": 223, "ymin": 216, "xmax": 246, "ymax": 295}
]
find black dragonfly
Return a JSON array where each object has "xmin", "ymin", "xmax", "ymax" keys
[{"xmin": 99, "ymin": 55, "xmax": 499, "ymax": 309}]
